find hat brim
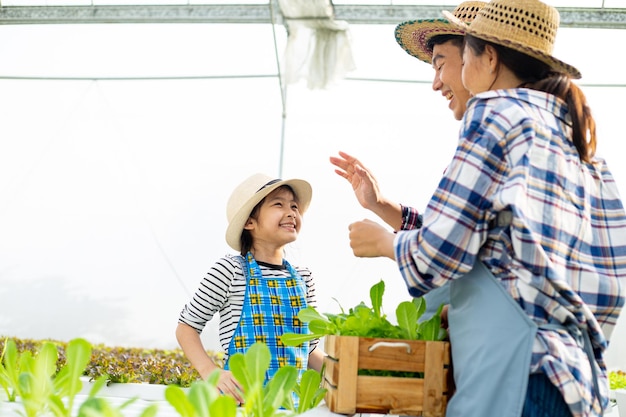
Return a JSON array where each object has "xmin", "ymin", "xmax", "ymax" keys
[
  {"xmin": 442, "ymin": 10, "xmax": 581, "ymax": 79},
  {"xmin": 225, "ymin": 178, "xmax": 312, "ymax": 251},
  {"xmin": 395, "ymin": 19, "xmax": 464, "ymax": 64}
]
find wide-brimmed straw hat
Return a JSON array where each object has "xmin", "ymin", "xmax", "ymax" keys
[
  {"xmin": 443, "ymin": 0, "xmax": 581, "ymax": 79},
  {"xmin": 395, "ymin": 1, "xmax": 486, "ymax": 63},
  {"xmin": 225, "ymin": 173, "xmax": 312, "ymax": 251}
]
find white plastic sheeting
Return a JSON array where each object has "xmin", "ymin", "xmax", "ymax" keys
[{"xmin": 0, "ymin": 20, "xmax": 624, "ymax": 373}]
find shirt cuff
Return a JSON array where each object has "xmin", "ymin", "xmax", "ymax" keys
[{"xmin": 400, "ymin": 204, "xmax": 423, "ymax": 230}]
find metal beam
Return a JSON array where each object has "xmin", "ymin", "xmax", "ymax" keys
[
  {"xmin": 0, "ymin": 5, "xmax": 280, "ymax": 25},
  {"xmin": 0, "ymin": 4, "xmax": 625, "ymax": 29},
  {"xmin": 335, "ymin": 5, "xmax": 626, "ymax": 29}
]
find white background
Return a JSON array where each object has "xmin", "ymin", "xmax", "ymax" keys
[{"xmin": 0, "ymin": 4, "xmax": 624, "ymax": 371}]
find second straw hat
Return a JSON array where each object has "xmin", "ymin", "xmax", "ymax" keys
[
  {"xmin": 395, "ymin": 1, "xmax": 486, "ymax": 63},
  {"xmin": 443, "ymin": 0, "xmax": 581, "ymax": 79}
]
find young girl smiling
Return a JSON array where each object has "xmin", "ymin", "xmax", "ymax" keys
[{"xmin": 176, "ymin": 173, "xmax": 324, "ymax": 406}]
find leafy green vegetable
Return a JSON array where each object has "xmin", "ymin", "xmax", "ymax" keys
[
  {"xmin": 229, "ymin": 342, "xmax": 299, "ymax": 417},
  {"xmin": 0, "ymin": 338, "xmax": 20, "ymax": 401},
  {"xmin": 281, "ymin": 280, "xmax": 447, "ymax": 346},
  {"xmin": 396, "ymin": 301, "xmax": 418, "ymax": 340},
  {"xmin": 370, "ymin": 280, "xmax": 384, "ymax": 318},
  {"xmin": 0, "ymin": 336, "xmax": 212, "ymax": 388},
  {"xmin": 293, "ymin": 368, "xmax": 326, "ymax": 413}
]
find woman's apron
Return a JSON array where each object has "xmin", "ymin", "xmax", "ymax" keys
[
  {"xmin": 446, "ymin": 260, "xmax": 537, "ymax": 417},
  {"xmin": 225, "ymin": 252, "xmax": 309, "ymax": 407}
]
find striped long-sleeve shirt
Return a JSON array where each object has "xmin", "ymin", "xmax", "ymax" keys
[
  {"xmin": 178, "ymin": 254, "xmax": 319, "ymax": 362},
  {"xmin": 395, "ymin": 88, "xmax": 626, "ymax": 417}
]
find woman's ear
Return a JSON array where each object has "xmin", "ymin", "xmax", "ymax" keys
[{"xmin": 485, "ymin": 44, "xmax": 499, "ymax": 74}]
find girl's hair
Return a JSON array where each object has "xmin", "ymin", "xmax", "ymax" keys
[
  {"xmin": 239, "ymin": 185, "xmax": 298, "ymax": 255},
  {"xmin": 464, "ymin": 34, "xmax": 596, "ymax": 163}
]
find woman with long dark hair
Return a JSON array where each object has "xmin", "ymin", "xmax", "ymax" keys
[{"xmin": 346, "ymin": 1, "xmax": 626, "ymax": 416}]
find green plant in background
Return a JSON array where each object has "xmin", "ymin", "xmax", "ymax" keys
[
  {"xmin": 1, "ymin": 336, "xmax": 325, "ymax": 417},
  {"xmin": 9, "ymin": 339, "xmax": 58, "ymax": 417},
  {"xmin": 85, "ymin": 345, "xmax": 211, "ymax": 386},
  {"xmin": 165, "ymin": 370, "xmax": 237, "ymax": 417},
  {"xmin": 292, "ymin": 368, "xmax": 326, "ymax": 414},
  {"xmin": 0, "ymin": 337, "xmax": 99, "ymax": 417},
  {"xmin": 165, "ymin": 342, "xmax": 325, "ymax": 417},
  {"xmin": 1, "ymin": 337, "xmax": 170, "ymax": 417},
  {"xmin": 281, "ymin": 280, "xmax": 447, "ymax": 346},
  {"xmin": 49, "ymin": 338, "xmax": 99, "ymax": 417},
  {"xmin": 610, "ymin": 370, "xmax": 626, "ymax": 390},
  {"xmin": 0, "ymin": 338, "xmax": 20, "ymax": 401},
  {"xmin": 229, "ymin": 342, "xmax": 297, "ymax": 417},
  {"xmin": 0, "ymin": 337, "xmax": 210, "ymax": 388}
]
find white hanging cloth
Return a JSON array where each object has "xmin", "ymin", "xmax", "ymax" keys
[{"xmin": 279, "ymin": 0, "xmax": 356, "ymax": 89}]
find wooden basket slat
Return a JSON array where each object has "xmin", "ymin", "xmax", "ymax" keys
[{"xmin": 322, "ymin": 335, "xmax": 451, "ymax": 416}]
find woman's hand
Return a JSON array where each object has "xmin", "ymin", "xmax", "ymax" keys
[
  {"xmin": 330, "ymin": 151, "xmax": 404, "ymax": 231},
  {"xmin": 348, "ymin": 219, "xmax": 396, "ymax": 260},
  {"xmin": 330, "ymin": 151, "xmax": 382, "ymax": 211}
]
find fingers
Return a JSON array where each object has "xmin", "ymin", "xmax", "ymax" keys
[
  {"xmin": 333, "ymin": 169, "xmax": 350, "ymax": 181},
  {"xmin": 217, "ymin": 371, "xmax": 245, "ymax": 404},
  {"xmin": 338, "ymin": 150, "xmax": 361, "ymax": 166},
  {"xmin": 331, "ymin": 151, "xmax": 365, "ymax": 176}
]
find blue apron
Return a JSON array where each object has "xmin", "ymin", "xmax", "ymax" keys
[
  {"xmin": 446, "ymin": 260, "xmax": 537, "ymax": 417},
  {"xmin": 225, "ymin": 252, "xmax": 309, "ymax": 407},
  {"xmin": 420, "ymin": 284, "xmax": 450, "ymax": 323}
]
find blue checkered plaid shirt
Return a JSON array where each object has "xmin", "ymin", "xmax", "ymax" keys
[{"xmin": 395, "ymin": 88, "xmax": 626, "ymax": 417}]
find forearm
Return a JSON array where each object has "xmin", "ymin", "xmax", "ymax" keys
[
  {"xmin": 368, "ymin": 197, "xmax": 403, "ymax": 231},
  {"xmin": 175, "ymin": 322, "xmax": 221, "ymax": 379}
]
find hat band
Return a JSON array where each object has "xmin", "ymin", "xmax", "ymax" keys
[{"xmin": 256, "ymin": 178, "xmax": 282, "ymax": 193}]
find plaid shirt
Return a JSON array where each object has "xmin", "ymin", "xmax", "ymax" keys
[
  {"xmin": 395, "ymin": 88, "xmax": 626, "ymax": 417},
  {"xmin": 400, "ymin": 204, "xmax": 423, "ymax": 230}
]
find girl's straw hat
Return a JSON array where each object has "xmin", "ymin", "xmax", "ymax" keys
[
  {"xmin": 225, "ymin": 173, "xmax": 312, "ymax": 251},
  {"xmin": 395, "ymin": 1, "xmax": 486, "ymax": 64},
  {"xmin": 443, "ymin": 0, "xmax": 581, "ymax": 79}
]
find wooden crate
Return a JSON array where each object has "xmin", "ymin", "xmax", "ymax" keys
[{"xmin": 322, "ymin": 335, "xmax": 451, "ymax": 416}]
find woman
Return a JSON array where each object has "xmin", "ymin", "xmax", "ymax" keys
[{"xmin": 347, "ymin": 1, "xmax": 626, "ymax": 416}]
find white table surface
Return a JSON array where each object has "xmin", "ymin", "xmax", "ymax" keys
[
  {"xmin": 298, "ymin": 402, "xmax": 622, "ymax": 417},
  {"xmin": 2, "ymin": 395, "xmax": 620, "ymax": 417}
]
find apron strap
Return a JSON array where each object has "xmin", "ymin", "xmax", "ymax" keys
[{"xmin": 489, "ymin": 211, "xmax": 603, "ymax": 414}]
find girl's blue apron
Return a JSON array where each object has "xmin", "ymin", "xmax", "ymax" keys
[
  {"xmin": 446, "ymin": 260, "xmax": 537, "ymax": 417},
  {"xmin": 225, "ymin": 252, "xmax": 310, "ymax": 408}
]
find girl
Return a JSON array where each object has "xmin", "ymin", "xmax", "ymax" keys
[{"xmin": 176, "ymin": 173, "xmax": 325, "ymax": 406}]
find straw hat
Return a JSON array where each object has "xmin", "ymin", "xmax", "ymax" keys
[
  {"xmin": 443, "ymin": 0, "xmax": 581, "ymax": 79},
  {"xmin": 395, "ymin": 1, "xmax": 486, "ymax": 63},
  {"xmin": 225, "ymin": 173, "xmax": 312, "ymax": 251}
]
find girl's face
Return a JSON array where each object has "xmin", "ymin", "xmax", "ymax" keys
[
  {"xmin": 245, "ymin": 187, "xmax": 302, "ymax": 248},
  {"xmin": 461, "ymin": 43, "xmax": 493, "ymax": 96}
]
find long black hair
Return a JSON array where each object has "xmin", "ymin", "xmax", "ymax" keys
[{"xmin": 464, "ymin": 34, "xmax": 596, "ymax": 163}]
